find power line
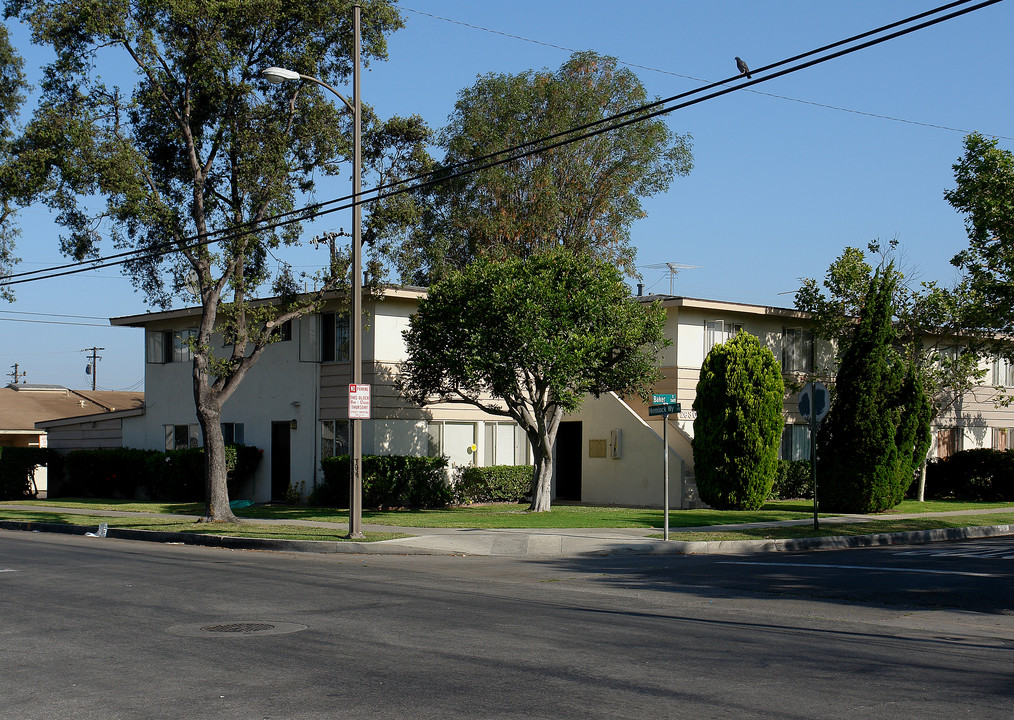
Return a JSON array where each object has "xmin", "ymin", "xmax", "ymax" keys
[
  {"xmin": 401, "ymin": 2, "xmax": 1012, "ymax": 141},
  {"xmin": 1, "ymin": 0, "xmax": 1000, "ymax": 289},
  {"xmin": 0, "ymin": 309, "xmax": 111, "ymax": 320},
  {"xmin": 0, "ymin": 317, "xmax": 111, "ymax": 327}
]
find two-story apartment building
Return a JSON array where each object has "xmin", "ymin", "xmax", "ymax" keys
[{"xmin": 68, "ymin": 286, "xmax": 1014, "ymax": 508}]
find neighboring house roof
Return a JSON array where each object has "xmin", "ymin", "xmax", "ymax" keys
[
  {"xmin": 109, "ymin": 285, "xmax": 429, "ymax": 328},
  {"xmin": 635, "ymin": 293, "xmax": 812, "ymax": 321},
  {"xmin": 0, "ymin": 384, "xmax": 144, "ymax": 433}
]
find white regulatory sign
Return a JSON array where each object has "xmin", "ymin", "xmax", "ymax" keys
[{"xmin": 349, "ymin": 383, "xmax": 371, "ymax": 420}]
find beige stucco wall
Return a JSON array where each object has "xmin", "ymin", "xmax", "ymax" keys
[{"xmin": 572, "ymin": 393, "xmax": 687, "ymax": 508}]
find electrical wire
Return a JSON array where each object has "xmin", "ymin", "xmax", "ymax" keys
[
  {"xmin": 401, "ymin": 2, "xmax": 1012, "ymax": 141},
  {"xmin": 1, "ymin": 0, "xmax": 1001, "ymax": 290}
]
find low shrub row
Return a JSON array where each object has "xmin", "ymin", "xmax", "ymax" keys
[
  {"xmin": 311, "ymin": 457, "xmax": 533, "ymax": 509},
  {"xmin": 0, "ymin": 447, "xmax": 60, "ymax": 500},
  {"xmin": 57, "ymin": 445, "xmax": 262, "ymax": 502},
  {"xmin": 770, "ymin": 459, "xmax": 812, "ymax": 500},
  {"xmin": 454, "ymin": 465, "xmax": 531, "ymax": 504},
  {"xmin": 313, "ymin": 455, "xmax": 453, "ymax": 508},
  {"xmin": 922, "ymin": 448, "xmax": 1014, "ymax": 502}
]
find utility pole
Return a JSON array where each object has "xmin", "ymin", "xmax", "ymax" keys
[
  {"xmin": 81, "ymin": 347, "xmax": 105, "ymax": 391},
  {"xmin": 8, "ymin": 363, "xmax": 26, "ymax": 384}
]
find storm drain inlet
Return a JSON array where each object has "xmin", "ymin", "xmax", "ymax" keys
[{"xmin": 168, "ymin": 621, "xmax": 308, "ymax": 638}]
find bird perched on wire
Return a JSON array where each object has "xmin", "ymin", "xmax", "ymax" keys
[{"xmin": 735, "ymin": 57, "xmax": 751, "ymax": 79}]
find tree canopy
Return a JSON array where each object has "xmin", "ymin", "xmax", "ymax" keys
[
  {"xmin": 795, "ymin": 241, "xmax": 987, "ymax": 423},
  {"xmin": 946, "ymin": 132, "xmax": 1014, "ymax": 334},
  {"xmin": 3, "ymin": 0, "xmax": 429, "ymax": 520},
  {"xmin": 0, "ymin": 22, "xmax": 26, "ymax": 301},
  {"xmin": 817, "ymin": 268, "xmax": 929, "ymax": 512},
  {"xmin": 383, "ymin": 51, "xmax": 693, "ymax": 285},
  {"xmin": 692, "ymin": 332, "xmax": 784, "ymax": 510},
  {"xmin": 400, "ymin": 249, "xmax": 668, "ymax": 511}
]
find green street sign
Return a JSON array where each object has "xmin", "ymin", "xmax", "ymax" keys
[
  {"xmin": 652, "ymin": 393, "xmax": 678, "ymax": 405},
  {"xmin": 648, "ymin": 402, "xmax": 681, "ymax": 417}
]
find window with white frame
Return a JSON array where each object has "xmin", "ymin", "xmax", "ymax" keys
[
  {"xmin": 427, "ymin": 421, "xmax": 476, "ymax": 466},
  {"xmin": 936, "ymin": 427, "xmax": 961, "ymax": 459},
  {"xmin": 321, "ymin": 419, "xmax": 349, "ymax": 459},
  {"xmin": 483, "ymin": 422, "xmax": 531, "ymax": 466},
  {"xmin": 147, "ymin": 329, "xmax": 197, "ymax": 364},
  {"xmin": 779, "ymin": 424, "xmax": 811, "ymax": 461},
  {"xmin": 164, "ymin": 424, "xmax": 200, "ymax": 450},
  {"xmin": 782, "ymin": 328, "xmax": 813, "ymax": 374},
  {"xmin": 993, "ymin": 357, "xmax": 1014, "ymax": 387},
  {"xmin": 705, "ymin": 320, "xmax": 743, "ymax": 354},
  {"xmin": 273, "ymin": 319, "xmax": 292, "ymax": 342},
  {"xmin": 320, "ymin": 312, "xmax": 350, "ymax": 362},
  {"xmin": 993, "ymin": 427, "xmax": 1014, "ymax": 451},
  {"xmin": 221, "ymin": 423, "xmax": 245, "ymax": 445}
]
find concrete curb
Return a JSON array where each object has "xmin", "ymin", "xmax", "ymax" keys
[
  {"xmin": 0, "ymin": 520, "xmax": 438, "ymax": 555},
  {"xmin": 3, "ymin": 519, "xmax": 1012, "ymax": 557}
]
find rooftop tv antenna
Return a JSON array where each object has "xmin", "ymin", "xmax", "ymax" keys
[{"xmin": 643, "ymin": 262, "xmax": 702, "ymax": 294}]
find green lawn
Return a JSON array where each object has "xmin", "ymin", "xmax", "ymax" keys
[
  {"xmin": 660, "ymin": 513, "xmax": 1014, "ymax": 542},
  {"xmin": 0, "ymin": 507, "xmax": 406, "ymax": 542},
  {"xmin": 6, "ymin": 497, "xmax": 1013, "ymax": 532},
  {"xmin": 1, "ymin": 497, "xmax": 822, "ymax": 528}
]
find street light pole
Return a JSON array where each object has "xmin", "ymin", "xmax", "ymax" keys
[
  {"xmin": 348, "ymin": 3, "xmax": 364, "ymax": 539},
  {"xmin": 261, "ymin": 3, "xmax": 364, "ymax": 539}
]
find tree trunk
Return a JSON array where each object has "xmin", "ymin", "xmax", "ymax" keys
[
  {"xmin": 199, "ymin": 411, "xmax": 237, "ymax": 522},
  {"xmin": 195, "ymin": 367, "xmax": 238, "ymax": 523},
  {"xmin": 917, "ymin": 460, "xmax": 927, "ymax": 502},
  {"xmin": 527, "ymin": 411, "xmax": 561, "ymax": 512},
  {"xmin": 529, "ymin": 445, "xmax": 554, "ymax": 512}
]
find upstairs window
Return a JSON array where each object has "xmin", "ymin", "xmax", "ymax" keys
[
  {"xmin": 993, "ymin": 357, "xmax": 1014, "ymax": 387},
  {"xmin": 320, "ymin": 312, "xmax": 350, "ymax": 362},
  {"xmin": 705, "ymin": 320, "xmax": 743, "ymax": 354},
  {"xmin": 147, "ymin": 329, "xmax": 197, "ymax": 364},
  {"xmin": 782, "ymin": 328, "xmax": 813, "ymax": 374}
]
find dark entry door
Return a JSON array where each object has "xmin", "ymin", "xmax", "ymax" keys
[
  {"xmin": 555, "ymin": 421, "xmax": 582, "ymax": 501},
  {"xmin": 271, "ymin": 421, "xmax": 292, "ymax": 502}
]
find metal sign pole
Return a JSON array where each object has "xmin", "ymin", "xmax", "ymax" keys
[
  {"xmin": 663, "ymin": 413, "xmax": 669, "ymax": 541},
  {"xmin": 811, "ymin": 412, "xmax": 818, "ymax": 531}
]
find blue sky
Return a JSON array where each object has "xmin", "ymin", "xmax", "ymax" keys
[{"xmin": 2, "ymin": 0, "xmax": 1012, "ymax": 390}]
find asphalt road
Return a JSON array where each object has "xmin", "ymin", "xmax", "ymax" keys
[{"xmin": 2, "ymin": 532, "xmax": 1012, "ymax": 719}]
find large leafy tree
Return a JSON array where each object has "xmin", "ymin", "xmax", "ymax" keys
[
  {"xmin": 692, "ymin": 332, "xmax": 784, "ymax": 511},
  {"xmin": 0, "ymin": 23, "xmax": 26, "ymax": 301},
  {"xmin": 946, "ymin": 132, "xmax": 1014, "ymax": 333},
  {"xmin": 384, "ymin": 51, "xmax": 693, "ymax": 285},
  {"xmin": 796, "ymin": 242, "xmax": 987, "ymax": 499},
  {"xmin": 400, "ymin": 249, "xmax": 669, "ymax": 512},
  {"xmin": 3, "ymin": 0, "xmax": 429, "ymax": 521}
]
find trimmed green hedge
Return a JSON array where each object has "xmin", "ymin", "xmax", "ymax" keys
[
  {"xmin": 454, "ymin": 465, "xmax": 531, "ymax": 504},
  {"xmin": 313, "ymin": 455, "xmax": 452, "ymax": 509},
  {"xmin": 58, "ymin": 445, "xmax": 262, "ymax": 501},
  {"xmin": 0, "ymin": 447, "xmax": 58, "ymax": 500},
  {"xmin": 770, "ymin": 460, "xmax": 813, "ymax": 500},
  {"xmin": 923, "ymin": 449, "xmax": 1014, "ymax": 501}
]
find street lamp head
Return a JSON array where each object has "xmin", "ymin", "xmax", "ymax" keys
[{"xmin": 261, "ymin": 66, "xmax": 302, "ymax": 84}]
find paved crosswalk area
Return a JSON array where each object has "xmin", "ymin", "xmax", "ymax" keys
[{"xmin": 892, "ymin": 538, "xmax": 1014, "ymax": 559}]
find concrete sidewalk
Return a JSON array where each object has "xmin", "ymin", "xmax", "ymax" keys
[{"xmin": 2, "ymin": 503, "xmax": 1013, "ymax": 557}]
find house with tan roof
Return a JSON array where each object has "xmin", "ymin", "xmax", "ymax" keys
[{"xmin": 1, "ymin": 384, "xmax": 144, "ymax": 495}]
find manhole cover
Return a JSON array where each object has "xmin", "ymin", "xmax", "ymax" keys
[{"xmin": 168, "ymin": 621, "xmax": 308, "ymax": 638}]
